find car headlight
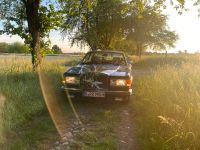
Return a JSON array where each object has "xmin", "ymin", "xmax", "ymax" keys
[
  {"xmin": 110, "ymin": 79, "xmax": 132, "ymax": 87},
  {"xmin": 65, "ymin": 76, "xmax": 80, "ymax": 84}
]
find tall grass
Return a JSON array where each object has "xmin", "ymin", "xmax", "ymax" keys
[
  {"xmin": 133, "ymin": 58, "xmax": 200, "ymax": 150},
  {"xmin": 0, "ymin": 56, "xmax": 76, "ymax": 147},
  {"xmin": 0, "ymin": 59, "xmax": 42, "ymax": 133},
  {"xmin": 132, "ymin": 54, "xmax": 200, "ymax": 69}
]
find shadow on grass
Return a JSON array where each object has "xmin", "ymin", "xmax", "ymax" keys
[{"xmin": 0, "ymin": 69, "xmax": 69, "ymax": 149}]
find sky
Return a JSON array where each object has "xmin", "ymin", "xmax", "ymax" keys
[
  {"xmin": 0, "ymin": 1, "xmax": 199, "ymax": 53},
  {"xmin": 164, "ymin": 1, "xmax": 200, "ymax": 53}
]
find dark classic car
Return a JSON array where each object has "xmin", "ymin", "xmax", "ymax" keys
[{"xmin": 62, "ymin": 50, "xmax": 133, "ymax": 101}]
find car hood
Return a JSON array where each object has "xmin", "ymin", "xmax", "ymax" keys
[{"xmin": 64, "ymin": 64, "xmax": 131, "ymax": 77}]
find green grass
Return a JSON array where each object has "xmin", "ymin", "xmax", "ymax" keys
[
  {"xmin": 0, "ymin": 56, "xmax": 76, "ymax": 149},
  {"xmin": 2, "ymin": 54, "xmax": 200, "ymax": 150},
  {"xmin": 132, "ymin": 54, "xmax": 200, "ymax": 69},
  {"xmin": 1, "ymin": 113, "xmax": 58, "ymax": 150},
  {"xmin": 80, "ymin": 109, "xmax": 118, "ymax": 150},
  {"xmin": 0, "ymin": 55, "xmax": 118, "ymax": 150},
  {"xmin": 132, "ymin": 54, "xmax": 200, "ymax": 150}
]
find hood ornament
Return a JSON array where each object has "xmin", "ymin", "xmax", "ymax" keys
[{"xmin": 82, "ymin": 74, "xmax": 103, "ymax": 90}]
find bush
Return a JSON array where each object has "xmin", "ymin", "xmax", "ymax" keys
[
  {"xmin": 52, "ymin": 45, "xmax": 62, "ymax": 54},
  {"xmin": 7, "ymin": 42, "xmax": 29, "ymax": 53},
  {"xmin": 0, "ymin": 43, "xmax": 9, "ymax": 53}
]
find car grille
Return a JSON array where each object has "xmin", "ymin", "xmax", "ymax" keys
[{"xmin": 80, "ymin": 73, "xmax": 109, "ymax": 90}]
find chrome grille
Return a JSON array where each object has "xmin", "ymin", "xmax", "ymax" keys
[{"xmin": 80, "ymin": 73, "xmax": 109, "ymax": 90}]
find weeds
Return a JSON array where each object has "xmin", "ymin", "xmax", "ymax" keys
[{"xmin": 133, "ymin": 56, "xmax": 200, "ymax": 150}]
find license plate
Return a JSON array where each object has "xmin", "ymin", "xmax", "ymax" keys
[{"xmin": 83, "ymin": 91, "xmax": 105, "ymax": 98}]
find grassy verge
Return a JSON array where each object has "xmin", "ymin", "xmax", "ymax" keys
[
  {"xmin": 132, "ymin": 54, "xmax": 200, "ymax": 69},
  {"xmin": 1, "ymin": 112, "xmax": 58, "ymax": 150},
  {"xmin": 0, "ymin": 56, "xmax": 77, "ymax": 149},
  {"xmin": 132, "ymin": 55, "xmax": 200, "ymax": 150}
]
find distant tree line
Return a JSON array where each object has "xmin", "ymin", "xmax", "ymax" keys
[
  {"xmin": 52, "ymin": 45, "xmax": 62, "ymax": 54},
  {"xmin": 0, "ymin": 42, "xmax": 62, "ymax": 54},
  {"xmin": 0, "ymin": 42, "xmax": 29, "ymax": 53}
]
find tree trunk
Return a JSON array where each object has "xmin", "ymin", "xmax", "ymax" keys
[
  {"xmin": 165, "ymin": 50, "xmax": 168, "ymax": 58},
  {"xmin": 136, "ymin": 47, "xmax": 140, "ymax": 56},
  {"xmin": 136, "ymin": 43, "xmax": 142, "ymax": 59},
  {"xmin": 30, "ymin": 49, "xmax": 36, "ymax": 66},
  {"xmin": 32, "ymin": 31, "xmax": 41, "ymax": 67},
  {"xmin": 25, "ymin": 0, "xmax": 41, "ymax": 69},
  {"xmin": 139, "ymin": 47, "xmax": 142, "ymax": 59}
]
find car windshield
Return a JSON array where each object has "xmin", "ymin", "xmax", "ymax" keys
[{"xmin": 82, "ymin": 52, "xmax": 126, "ymax": 65}]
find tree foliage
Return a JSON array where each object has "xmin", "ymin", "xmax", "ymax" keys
[
  {"xmin": 127, "ymin": 2, "xmax": 178, "ymax": 56},
  {"xmin": 0, "ymin": 42, "xmax": 29, "ymax": 53},
  {"xmin": 0, "ymin": 42, "xmax": 8, "ymax": 53},
  {"xmin": 60, "ymin": 0, "xmax": 179, "ymax": 56},
  {"xmin": 0, "ymin": 0, "xmax": 199, "ymax": 62},
  {"xmin": 0, "ymin": 0, "xmax": 63, "ymax": 68},
  {"xmin": 52, "ymin": 44, "xmax": 62, "ymax": 54},
  {"xmin": 7, "ymin": 42, "xmax": 29, "ymax": 53},
  {"xmin": 60, "ymin": 0, "xmax": 130, "ymax": 50}
]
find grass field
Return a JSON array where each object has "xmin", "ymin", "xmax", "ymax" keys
[
  {"xmin": 0, "ymin": 54, "xmax": 200, "ymax": 149},
  {"xmin": 0, "ymin": 55, "xmax": 119, "ymax": 149},
  {"xmin": 132, "ymin": 54, "xmax": 200, "ymax": 150},
  {"xmin": 0, "ymin": 56, "xmax": 76, "ymax": 149}
]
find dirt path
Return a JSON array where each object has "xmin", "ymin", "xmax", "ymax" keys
[
  {"xmin": 48, "ymin": 68, "xmax": 148, "ymax": 150},
  {"xmin": 116, "ymin": 68, "xmax": 150, "ymax": 150},
  {"xmin": 49, "ymin": 101, "xmax": 137, "ymax": 150},
  {"xmin": 47, "ymin": 100, "xmax": 136, "ymax": 150},
  {"xmin": 117, "ymin": 103, "xmax": 137, "ymax": 150}
]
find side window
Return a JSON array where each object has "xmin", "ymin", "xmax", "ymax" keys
[
  {"xmin": 91, "ymin": 53, "xmax": 102, "ymax": 64},
  {"xmin": 113, "ymin": 54, "xmax": 126, "ymax": 65}
]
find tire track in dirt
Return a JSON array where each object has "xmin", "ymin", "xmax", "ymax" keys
[
  {"xmin": 116, "ymin": 68, "xmax": 150, "ymax": 150},
  {"xmin": 116, "ymin": 101, "xmax": 138, "ymax": 150}
]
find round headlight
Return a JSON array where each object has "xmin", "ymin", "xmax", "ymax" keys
[
  {"xmin": 65, "ymin": 76, "xmax": 80, "ymax": 84},
  {"xmin": 110, "ymin": 79, "xmax": 126, "ymax": 86},
  {"xmin": 110, "ymin": 78, "xmax": 132, "ymax": 87}
]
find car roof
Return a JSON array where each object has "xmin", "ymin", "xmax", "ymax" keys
[{"xmin": 87, "ymin": 50, "xmax": 125, "ymax": 54}]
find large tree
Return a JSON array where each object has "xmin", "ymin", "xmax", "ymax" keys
[
  {"xmin": 60, "ymin": 0, "xmax": 127, "ymax": 50},
  {"xmin": 0, "ymin": 0, "xmax": 62, "ymax": 68},
  {"xmin": 52, "ymin": 44, "xmax": 62, "ymax": 54},
  {"xmin": 127, "ymin": 3, "xmax": 178, "ymax": 57},
  {"xmin": 60, "ymin": 0, "xmax": 178, "ymax": 55}
]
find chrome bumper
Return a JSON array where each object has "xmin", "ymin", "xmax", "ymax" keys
[
  {"xmin": 61, "ymin": 86, "xmax": 132, "ymax": 96},
  {"xmin": 61, "ymin": 86, "xmax": 81, "ymax": 92}
]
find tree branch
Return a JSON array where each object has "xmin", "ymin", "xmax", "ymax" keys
[{"xmin": 21, "ymin": 0, "xmax": 27, "ymax": 5}]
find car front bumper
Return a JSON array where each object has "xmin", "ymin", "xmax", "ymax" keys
[{"xmin": 61, "ymin": 86, "xmax": 132, "ymax": 97}]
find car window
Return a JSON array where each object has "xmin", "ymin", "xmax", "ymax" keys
[{"xmin": 82, "ymin": 52, "xmax": 126, "ymax": 65}]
